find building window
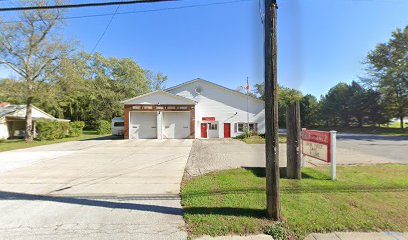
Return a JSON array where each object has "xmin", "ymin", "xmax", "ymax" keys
[
  {"xmin": 132, "ymin": 106, "xmax": 141, "ymax": 110},
  {"xmin": 237, "ymin": 123, "xmax": 245, "ymax": 132},
  {"xmin": 209, "ymin": 123, "xmax": 218, "ymax": 130},
  {"xmin": 156, "ymin": 106, "xmax": 164, "ymax": 110},
  {"xmin": 114, "ymin": 122, "xmax": 124, "ymax": 127},
  {"xmin": 143, "ymin": 106, "xmax": 153, "ymax": 110},
  {"xmin": 235, "ymin": 123, "xmax": 258, "ymax": 133},
  {"xmin": 178, "ymin": 106, "xmax": 188, "ymax": 110},
  {"xmin": 166, "ymin": 106, "xmax": 176, "ymax": 110}
]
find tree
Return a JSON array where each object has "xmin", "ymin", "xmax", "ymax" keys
[
  {"xmin": 54, "ymin": 52, "xmax": 153, "ymax": 127},
  {"xmin": 300, "ymin": 94, "xmax": 319, "ymax": 127},
  {"xmin": 0, "ymin": 0, "xmax": 72, "ymax": 142},
  {"xmin": 146, "ymin": 71, "xmax": 168, "ymax": 91},
  {"xmin": 363, "ymin": 26, "xmax": 408, "ymax": 129}
]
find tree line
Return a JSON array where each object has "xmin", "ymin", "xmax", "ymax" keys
[
  {"xmin": 0, "ymin": 0, "xmax": 407, "ymax": 144},
  {"xmin": 250, "ymin": 26, "xmax": 407, "ymax": 129}
]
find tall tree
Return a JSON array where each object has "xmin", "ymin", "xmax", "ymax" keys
[
  {"xmin": 363, "ymin": 26, "xmax": 408, "ymax": 128},
  {"xmin": 300, "ymin": 94, "xmax": 319, "ymax": 127},
  {"xmin": 0, "ymin": 0, "xmax": 72, "ymax": 141}
]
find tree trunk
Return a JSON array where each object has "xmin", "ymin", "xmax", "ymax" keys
[
  {"xmin": 25, "ymin": 97, "xmax": 34, "ymax": 142},
  {"xmin": 400, "ymin": 116, "xmax": 404, "ymax": 129}
]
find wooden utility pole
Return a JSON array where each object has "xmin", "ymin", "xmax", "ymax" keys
[
  {"xmin": 264, "ymin": 0, "xmax": 280, "ymax": 220},
  {"xmin": 286, "ymin": 101, "xmax": 302, "ymax": 179}
]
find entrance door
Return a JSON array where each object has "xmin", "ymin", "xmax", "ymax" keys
[
  {"xmin": 224, "ymin": 123, "xmax": 231, "ymax": 138},
  {"xmin": 201, "ymin": 123, "xmax": 208, "ymax": 138}
]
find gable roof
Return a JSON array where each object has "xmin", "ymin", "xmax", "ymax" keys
[
  {"xmin": 120, "ymin": 90, "xmax": 196, "ymax": 105},
  {"xmin": 0, "ymin": 105, "xmax": 55, "ymax": 119},
  {"xmin": 164, "ymin": 78, "xmax": 264, "ymax": 103}
]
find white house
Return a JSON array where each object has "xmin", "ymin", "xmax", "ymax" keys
[
  {"xmin": 121, "ymin": 78, "xmax": 265, "ymax": 139},
  {"xmin": 0, "ymin": 103, "xmax": 69, "ymax": 139}
]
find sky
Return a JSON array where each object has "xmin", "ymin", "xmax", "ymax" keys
[{"xmin": 0, "ymin": 0, "xmax": 408, "ymax": 98}]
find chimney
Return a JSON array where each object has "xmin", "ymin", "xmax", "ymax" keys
[{"xmin": 0, "ymin": 102, "xmax": 11, "ymax": 108}]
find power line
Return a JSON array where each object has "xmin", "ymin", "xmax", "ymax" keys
[
  {"xmin": 91, "ymin": 5, "xmax": 120, "ymax": 54},
  {"xmin": 0, "ymin": 0, "xmax": 252, "ymax": 24},
  {"xmin": 0, "ymin": 0, "xmax": 177, "ymax": 12}
]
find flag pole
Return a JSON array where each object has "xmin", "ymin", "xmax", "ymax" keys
[{"xmin": 246, "ymin": 77, "xmax": 249, "ymax": 132}]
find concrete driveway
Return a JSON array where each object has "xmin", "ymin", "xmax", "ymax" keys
[{"xmin": 0, "ymin": 139, "xmax": 193, "ymax": 239}]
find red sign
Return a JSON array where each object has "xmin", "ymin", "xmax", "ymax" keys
[
  {"xmin": 301, "ymin": 129, "xmax": 331, "ymax": 162},
  {"xmin": 202, "ymin": 117, "xmax": 215, "ymax": 121}
]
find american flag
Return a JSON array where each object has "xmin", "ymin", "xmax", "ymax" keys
[{"xmin": 245, "ymin": 78, "xmax": 250, "ymax": 91}]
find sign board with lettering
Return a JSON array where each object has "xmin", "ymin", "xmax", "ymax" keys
[
  {"xmin": 301, "ymin": 129, "xmax": 337, "ymax": 180},
  {"xmin": 202, "ymin": 117, "xmax": 215, "ymax": 121},
  {"xmin": 301, "ymin": 130, "xmax": 331, "ymax": 162}
]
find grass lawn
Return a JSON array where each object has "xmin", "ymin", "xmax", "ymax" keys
[
  {"xmin": 242, "ymin": 135, "xmax": 287, "ymax": 144},
  {"xmin": 0, "ymin": 131, "xmax": 109, "ymax": 152},
  {"xmin": 181, "ymin": 165, "xmax": 408, "ymax": 239}
]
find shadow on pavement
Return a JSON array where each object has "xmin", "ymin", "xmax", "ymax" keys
[
  {"xmin": 80, "ymin": 135, "xmax": 123, "ymax": 141},
  {"xmin": 0, "ymin": 191, "xmax": 182, "ymax": 216}
]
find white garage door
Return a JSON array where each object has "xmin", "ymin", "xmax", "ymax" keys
[
  {"xmin": 163, "ymin": 112, "xmax": 190, "ymax": 139},
  {"xmin": 130, "ymin": 112, "xmax": 157, "ymax": 139}
]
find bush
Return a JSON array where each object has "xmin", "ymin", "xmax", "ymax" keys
[
  {"xmin": 95, "ymin": 120, "xmax": 111, "ymax": 135},
  {"xmin": 69, "ymin": 121, "xmax": 85, "ymax": 137},
  {"xmin": 264, "ymin": 222, "xmax": 287, "ymax": 240},
  {"xmin": 36, "ymin": 119, "xmax": 68, "ymax": 141}
]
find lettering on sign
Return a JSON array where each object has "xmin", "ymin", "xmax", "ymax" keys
[
  {"xmin": 202, "ymin": 117, "xmax": 215, "ymax": 121},
  {"xmin": 302, "ymin": 129, "xmax": 331, "ymax": 162},
  {"xmin": 303, "ymin": 141, "xmax": 328, "ymax": 162}
]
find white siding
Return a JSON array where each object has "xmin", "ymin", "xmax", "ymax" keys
[
  {"xmin": 0, "ymin": 117, "xmax": 8, "ymax": 140},
  {"xmin": 167, "ymin": 80, "xmax": 265, "ymax": 138}
]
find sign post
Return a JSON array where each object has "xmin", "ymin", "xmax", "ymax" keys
[
  {"xmin": 330, "ymin": 131, "xmax": 337, "ymax": 180},
  {"xmin": 301, "ymin": 129, "xmax": 337, "ymax": 181}
]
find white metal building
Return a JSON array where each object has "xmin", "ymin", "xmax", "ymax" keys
[{"xmin": 121, "ymin": 78, "xmax": 265, "ymax": 139}]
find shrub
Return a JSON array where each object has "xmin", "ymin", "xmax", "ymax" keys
[
  {"xmin": 69, "ymin": 121, "xmax": 85, "ymax": 137},
  {"xmin": 95, "ymin": 120, "xmax": 111, "ymax": 135},
  {"xmin": 264, "ymin": 222, "xmax": 287, "ymax": 240},
  {"xmin": 36, "ymin": 119, "xmax": 68, "ymax": 140}
]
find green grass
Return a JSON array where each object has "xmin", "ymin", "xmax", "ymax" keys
[
  {"xmin": 241, "ymin": 135, "xmax": 287, "ymax": 144},
  {"xmin": 0, "ymin": 131, "xmax": 109, "ymax": 152},
  {"xmin": 181, "ymin": 165, "xmax": 408, "ymax": 239}
]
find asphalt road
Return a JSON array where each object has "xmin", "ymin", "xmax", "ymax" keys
[{"xmin": 336, "ymin": 133, "xmax": 408, "ymax": 163}]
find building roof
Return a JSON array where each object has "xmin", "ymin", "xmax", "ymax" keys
[
  {"xmin": 164, "ymin": 78, "xmax": 264, "ymax": 103},
  {"xmin": 0, "ymin": 105, "xmax": 26, "ymax": 118},
  {"xmin": 0, "ymin": 104, "xmax": 69, "ymax": 121},
  {"xmin": 120, "ymin": 90, "xmax": 197, "ymax": 105}
]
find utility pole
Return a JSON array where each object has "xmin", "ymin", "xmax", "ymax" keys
[
  {"xmin": 264, "ymin": 0, "xmax": 280, "ymax": 220},
  {"xmin": 286, "ymin": 101, "xmax": 302, "ymax": 179}
]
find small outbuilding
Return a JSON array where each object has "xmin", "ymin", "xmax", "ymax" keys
[{"xmin": 0, "ymin": 102, "xmax": 69, "ymax": 139}]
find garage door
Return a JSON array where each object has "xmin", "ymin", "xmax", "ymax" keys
[
  {"xmin": 163, "ymin": 112, "xmax": 190, "ymax": 139},
  {"xmin": 130, "ymin": 112, "xmax": 157, "ymax": 139}
]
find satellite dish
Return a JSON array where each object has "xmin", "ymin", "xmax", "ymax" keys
[{"xmin": 195, "ymin": 86, "xmax": 202, "ymax": 94}]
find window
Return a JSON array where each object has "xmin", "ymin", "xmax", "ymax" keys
[
  {"xmin": 166, "ymin": 106, "xmax": 176, "ymax": 110},
  {"xmin": 114, "ymin": 122, "xmax": 124, "ymax": 127},
  {"xmin": 143, "ymin": 106, "xmax": 153, "ymax": 110},
  {"xmin": 235, "ymin": 123, "xmax": 258, "ymax": 133},
  {"xmin": 178, "ymin": 106, "xmax": 188, "ymax": 110},
  {"xmin": 237, "ymin": 123, "xmax": 245, "ymax": 132},
  {"xmin": 209, "ymin": 123, "xmax": 218, "ymax": 130},
  {"xmin": 249, "ymin": 123, "xmax": 258, "ymax": 132}
]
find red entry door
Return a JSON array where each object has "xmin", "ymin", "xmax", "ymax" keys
[
  {"xmin": 224, "ymin": 123, "xmax": 231, "ymax": 138},
  {"xmin": 201, "ymin": 123, "xmax": 208, "ymax": 138}
]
